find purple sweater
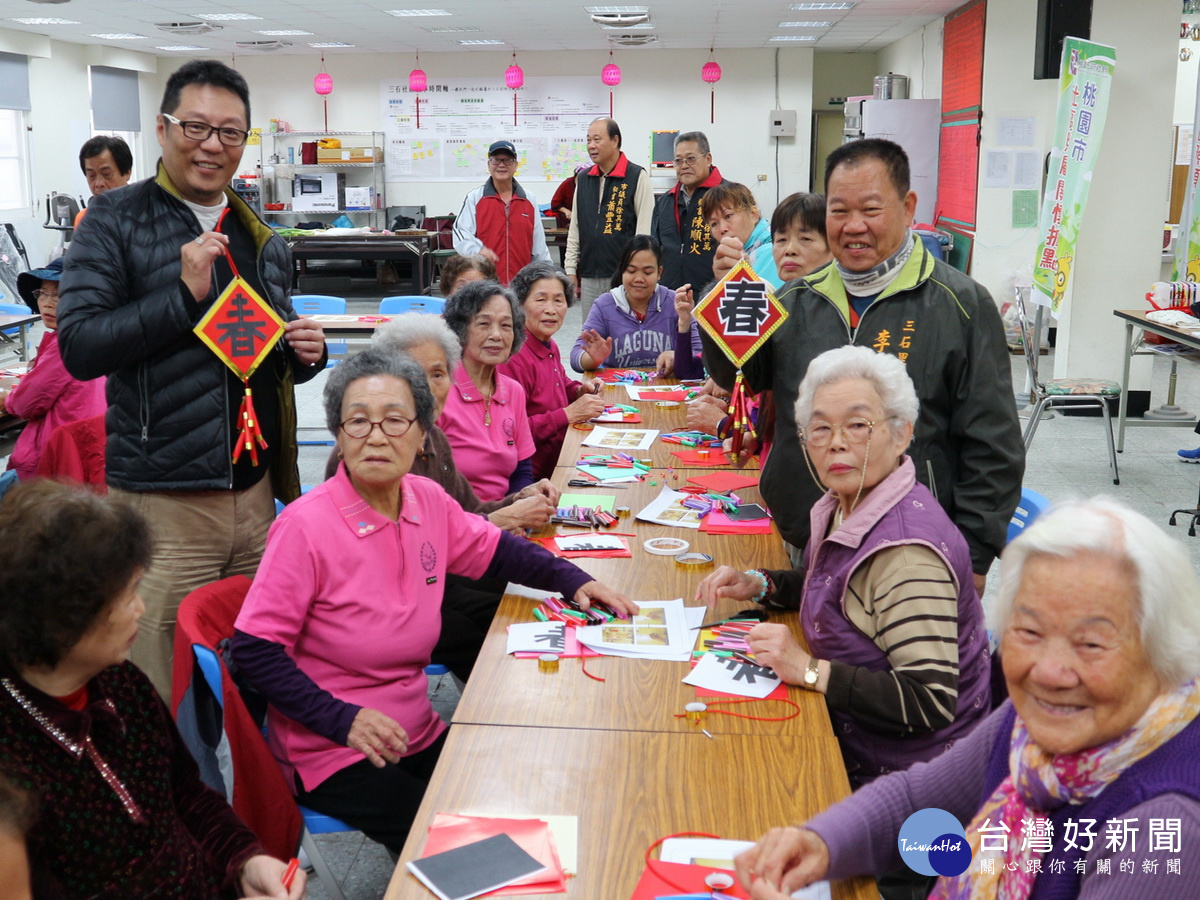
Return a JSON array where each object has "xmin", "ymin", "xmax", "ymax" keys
[
  {"xmin": 569, "ymin": 284, "xmax": 703, "ymax": 377},
  {"xmin": 805, "ymin": 702, "xmax": 1200, "ymax": 899}
]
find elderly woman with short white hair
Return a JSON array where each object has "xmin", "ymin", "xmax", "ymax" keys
[
  {"xmin": 697, "ymin": 345, "xmax": 991, "ymax": 789},
  {"xmin": 736, "ymin": 496, "xmax": 1200, "ymax": 900}
]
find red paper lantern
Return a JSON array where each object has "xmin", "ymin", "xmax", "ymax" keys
[
  {"xmin": 314, "ymin": 72, "xmax": 333, "ymax": 95},
  {"xmin": 602, "ymin": 62, "xmax": 621, "ymax": 86},
  {"xmin": 701, "ymin": 60, "xmax": 722, "ymax": 83},
  {"xmin": 505, "ymin": 63, "xmax": 525, "ymax": 89},
  {"xmin": 409, "ymin": 68, "xmax": 427, "ymax": 92}
]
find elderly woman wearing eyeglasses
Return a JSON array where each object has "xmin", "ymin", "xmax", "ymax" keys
[
  {"xmin": 697, "ymin": 345, "xmax": 990, "ymax": 790},
  {"xmin": 232, "ymin": 348, "xmax": 635, "ymax": 853}
]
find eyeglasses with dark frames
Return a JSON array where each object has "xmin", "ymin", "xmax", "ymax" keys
[
  {"xmin": 339, "ymin": 415, "xmax": 417, "ymax": 439},
  {"xmin": 161, "ymin": 113, "xmax": 249, "ymax": 147}
]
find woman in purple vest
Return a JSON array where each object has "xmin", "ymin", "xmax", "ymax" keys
[
  {"xmin": 698, "ymin": 345, "xmax": 990, "ymax": 789},
  {"xmin": 733, "ymin": 496, "xmax": 1200, "ymax": 900}
]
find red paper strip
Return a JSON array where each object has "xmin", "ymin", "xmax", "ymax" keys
[
  {"xmin": 670, "ymin": 449, "xmax": 729, "ymax": 468},
  {"xmin": 686, "ymin": 471, "xmax": 759, "ymax": 491}
]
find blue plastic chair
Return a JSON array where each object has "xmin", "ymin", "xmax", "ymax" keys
[
  {"xmin": 379, "ymin": 296, "xmax": 445, "ymax": 315},
  {"xmin": 1006, "ymin": 487, "xmax": 1051, "ymax": 545},
  {"xmin": 291, "ymin": 295, "xmax": 347, "ymax": 367},
  {"xmin": 291, "ymin": 294, "xmax": 347, "ymax": 315},
  {"xmin": 191, "ymin": 643, "xmax": 351, "ymax": 900}
]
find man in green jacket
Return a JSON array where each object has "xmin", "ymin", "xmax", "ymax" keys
[{"xmin": 702, "ymin": 139, "xmax": 1024, "ymax": 595}]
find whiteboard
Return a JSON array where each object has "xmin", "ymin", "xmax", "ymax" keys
[{"xmin": 380, "ymin": 76, "xmax": 610, "ymax": 184}]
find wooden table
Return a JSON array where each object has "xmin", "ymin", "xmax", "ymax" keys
[
  {"xmin": 383, "ymin": 725, "xmax": 873, "ymax": 900},
  {"xmin": 1114, "ymin": 308, "xmax": 1200, "ymax": 451}
]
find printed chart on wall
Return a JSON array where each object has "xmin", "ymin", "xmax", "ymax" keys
[{"xmin": 380, "ymin": 76, "xmax": 609, "ymax": 183}]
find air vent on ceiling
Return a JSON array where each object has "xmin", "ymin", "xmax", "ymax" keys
[
  {"xmin": 610, "ymin": 33, "xmax": 658, "ymax": 46},
  {"xmin": 157, "ymin": 21, "xmax": 222, "ymax": 35},
  {"xmin": 591, "ymin": 12, "xmax": 650, "ymax": 27},
  {"xmin": 235, "ymin": 40, "xmax": 291, "ymax": 51}
]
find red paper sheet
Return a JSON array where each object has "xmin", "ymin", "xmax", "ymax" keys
[
  {"xmin": 423, "ymin": 814, "xmax": 566, "ymax": 895},
  {"xmin": 532, "ymin": 534, "xmax": 633, "ymax": 559},
  {"xmin": 699, "ymin": 510, "xmax": 774, "ymax": 535},
  {"xmin": 628, "ymin": 859, "xmax": 749, "ymax": 899},
  {"xmin": 670, "ymin": 449, "xmax": 729, "ymax": 467},
  {"xmin": 686, "ymin": 471, "xmax": 759, "ymax": 491}
]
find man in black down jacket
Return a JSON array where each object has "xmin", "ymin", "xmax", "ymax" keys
[{"xmin": 57, "ymin": 60, "xmax": 327, "ymax": 700}]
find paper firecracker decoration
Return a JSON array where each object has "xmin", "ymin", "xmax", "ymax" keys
[
  {"xmin": 409, "ymin": 53, "xmax": 427, "ymax": 128},
  {"xmin": 693, "ymin": 258, "xmax": 788, "ymax": 456},
  {"xmin": 601, "ymin": 50, "xmax": 621, "ymax": 117},
  {"xmin": 505, "ymin": 52, "xmax": 524, "ymax": 125}
]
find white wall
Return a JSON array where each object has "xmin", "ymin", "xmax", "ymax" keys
[
  {"xmin": 1, "ymin": 25, "xmax": 161, "ymax": 266},
  {"xmin": 156, "ymin": 48, "xmax": 816, "ymax": 222},
  {"xmin": 877, "ymin": 21, "xmax": 943, "ymax": 101}
]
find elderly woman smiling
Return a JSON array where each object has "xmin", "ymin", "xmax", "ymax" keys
[
  {"xmin": 697, "ymin": 346, "xmax": 990, "ymax": 788},
  {"xmin": 736, "ymin": 497, "xmax": 1200, "ymax": 900},
  {"xmin": 439, "ymin": 280, "xmax": 540, "ymax": 503},
  {"xmin": 0, "ymin": 481, "xmax": 302, "ymax": 899},
  {"xmin": 233, "ymin": 349, "xmax": 634, "ymax": 852},
  {"xmin": 499, "ymin": 261, "xmax": 606, "ymax": 479}
]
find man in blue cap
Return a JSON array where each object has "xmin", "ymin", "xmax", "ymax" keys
[{"xmin": 452, "ymin": 139, "xmax": 551, "ymax": 285}]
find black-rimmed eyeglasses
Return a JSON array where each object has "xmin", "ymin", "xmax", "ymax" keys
[
  {"xmin": 162, "ymin": 113, "xmax": 249, "ymax": 147},
  {"xmin": 339, "ymin": 415, "xmax": 417, "ymax": 439}
]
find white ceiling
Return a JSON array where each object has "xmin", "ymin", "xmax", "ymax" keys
[{"xmin": 0, "ymin": 0, "xmax": 963, "ymax": 56}]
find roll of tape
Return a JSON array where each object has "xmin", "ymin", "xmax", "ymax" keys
[
  {"xmin": 571, "ymin": 422, "xmax": 595, "ymax": 431},
  {"xmin": 685, "ymin": 701, "xmax": 707, "ymax": 724},
  {"xmin": 643, "ymin": 537, "xmax": 690, "ymax": 555},
  {"xmin": 655, "ymin": 400, "xmax": 681, "ymax": 408},
  {"xmin": 616, "ymin": 506, "xmax": 631, "ymax": 518},
  {"xmin": 537, "ymin": 653, "xmax": 560, "ymax": 673},
  {"xmin": 674, "ymin": 552, "xmax": 714, "ymax": 569}
]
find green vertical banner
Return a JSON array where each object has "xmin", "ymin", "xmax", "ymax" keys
[
  {"xmin": 1173, "ymin": 61, "xmax": 1200, "ymax": 283},
  {"xmin": 1032, "ymin": 38, "xmax": 1117, "ymax": 314}
]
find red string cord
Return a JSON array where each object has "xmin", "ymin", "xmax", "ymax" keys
[
  {"xmin": 644, "ymin": 831, "xmax": 722, "ymax": 893},
  {"xmin": 579, "ymin": 656, "xmax": 605, "ymax": 682},
  {"xmin": 672, "ymin": 697, "xmax": 801, "ymax": 721}
]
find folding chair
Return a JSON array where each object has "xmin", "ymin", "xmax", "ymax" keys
[{"xmin": 379, "ymin": 296, "xmax": 445, "ymax": 315}]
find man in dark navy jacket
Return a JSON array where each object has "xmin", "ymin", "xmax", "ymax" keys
[{"xmin": 652, "ymin": 131, "xmax": 725, "ymax": 290}]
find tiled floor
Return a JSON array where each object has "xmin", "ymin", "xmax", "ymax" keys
[{"xmin": 9, "ymin": 294, "xmax": 1200, "ymax": 898}]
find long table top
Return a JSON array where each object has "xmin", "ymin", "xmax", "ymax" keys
[{"xmin": 383, "ymin": 724, "xmax": 873, "ymax": 900}]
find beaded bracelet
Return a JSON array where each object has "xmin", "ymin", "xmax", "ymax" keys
[{"xmin": 745, "ymin": 569, "xmax": 769, "ymax": 604}]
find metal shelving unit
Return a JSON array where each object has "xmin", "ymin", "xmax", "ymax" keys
[{"xmin": 262, "ymin": 130, "xmax": 385, "ymax": 228}]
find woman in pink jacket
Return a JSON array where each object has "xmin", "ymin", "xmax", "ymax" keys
[{"xmin": 2, "ymin": 258, "xmax": 106, "ymax": 479}]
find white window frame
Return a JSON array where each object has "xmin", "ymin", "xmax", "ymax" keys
[
  {"xmin": 87, "ymin": 128, "xmax": 142, "ymax": 183},
  {"xmin": 0, "ymin": 108, "xmax": 32, "ymax": 213}
]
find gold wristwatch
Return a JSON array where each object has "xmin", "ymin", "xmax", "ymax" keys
[{"xmin": 803, "ymin": 657, "xmax": 820, "ymax": 689}]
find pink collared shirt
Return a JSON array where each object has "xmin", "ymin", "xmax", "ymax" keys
[
  {"xmin": 438, "ymin": 364, "xmax": 535, "ymax": 502},
  {"xmin": 498, "ymin": 337, "xmax": 586, "ymax": 480},
  {"xmin": 234, "ymin": 466, "xmax": 500, "ymax": 791}
]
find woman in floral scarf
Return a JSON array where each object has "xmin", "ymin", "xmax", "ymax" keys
[{"xmin": 734, "ymin": 496, "xmax": 1200, "ymax": 900}]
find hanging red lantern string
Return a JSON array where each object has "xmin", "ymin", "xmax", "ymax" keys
[
  {"xmin": 505, "ymin": 51, "xmax": 524, "ymax": 126},
  {"xmin": 601, "ymin": 50, "xmax": 621, "ymax": 119},
  {"xmin": 701, "ymin": 49, "xmax": 722, "ymax": 124},
  {"xmin": 409, "ymin": 52, "xmax": 427, "ymax": 129},
  {"xmin": 313, "ymin": 54, "xmax": 333, "ymax": 131}
]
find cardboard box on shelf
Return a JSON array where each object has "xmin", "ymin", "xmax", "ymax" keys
[{"xmin": 316, "ymin": 147, "xmax": 382, "ymax": 163}]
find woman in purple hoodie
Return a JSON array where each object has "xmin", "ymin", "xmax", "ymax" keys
[{"xmin": 569, "ymin": 236, "xmax": 703, "ymax": 377}]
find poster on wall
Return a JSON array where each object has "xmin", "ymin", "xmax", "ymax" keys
[
  {"xmin": 1174, "ymin": 63, "xmax": 1200, "ymax": 283},
  {"xmin": 380, "ymin": 76, "xmax": 609, "ymax": 183},
  {"xmin": 936, "ymin": 0, "xmax": 985, "ymax": 233},
  {"xmin": 1031, "ymin": 38, "xmax": 1117, "ymax": 314}
]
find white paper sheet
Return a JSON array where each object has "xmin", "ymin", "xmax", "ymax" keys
[
  {"xmin": 683, "ymin": 651, "xmax": 783, "ymax": 699},
  {"xmin": 581, "ymin": 426, "xmax": 660, "ymax": 451},
  {"xmin": 1012, "ymin": 150, "xmax": 1042, "ymax": 190},
  {"xmin": 554, "ymin": 533, "xmax": 627, "ymax": 552},
  {"xmin": 576, "ymin": 599, "xmax": 693, "ymax": 660},
  {"xmin": 635, "ymin": 485, "xmax": 703, "ymax": 529},
  {"xmin": 658, "ymin": 838, "xmax": 832, "ymax": 899},
  {"xmin": 505, "ymin": 621, "xmax": 569, "ymax": 655}
]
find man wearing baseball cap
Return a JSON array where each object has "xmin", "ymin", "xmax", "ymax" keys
[{"xmin": 452, "ymin": 140, "xmax": 551, "ymax": 285}]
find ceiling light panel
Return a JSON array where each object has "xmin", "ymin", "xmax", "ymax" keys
[
  {"xmin": 779, "ymin": 21, "xmax": 833, "ymax": 27},
  {"xmin": 770, "ymin": 34, "xmax": 818, "ymax": 41},
  {"xmin": 192, "ymin": 13, "xmax": 263, "ymax": 21},
  {"xmin": 424, "ymin": 26, "xmax": 482, "ymax": 33},
  {"xmin": 92, "ymin": 33, "xmax": 148, "ymax": 39},
  {"xmin": 585, "ymin": 6, "xmax": 649, "ymax": 12},
  {"xmin": 255, "ymin": 30, "xmax": 313, "ymax": 35},
  {"xmin": 157, "ymin": 45, "xmax": 209, "ymax": 51},
  {"xmin": 385, "ymin": 9, "xmax": 452, "ymax": 15},
  {"xmin": 457, "ymin": 39, "xmax": 505, "ymax": 45},
  {"xmin": 789, "ymin": 2, "xmax": 856, "ymax": 9},
  {"xmin": 308, "ymin": 42, "xmax": 356, "ymax": 47},
  {"xmin": 8, "ymin": 17, "xmax": 79, "ymax": 25}
]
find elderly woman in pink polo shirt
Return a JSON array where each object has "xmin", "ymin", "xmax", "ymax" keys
[
  {"xmin": 439, "ymin": 280, "xmax": 540, "ymax": 502},
  {"xmin": 232, "ymin": 348, "xmax": 635, "ymax": 852},
  {"xmin": 498, "ymin": 261, "xmax": 607, "ymax": 480}
]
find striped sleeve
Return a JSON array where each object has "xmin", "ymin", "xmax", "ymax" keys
[{"xmin": 823, "ymin": 544, "xmax": 961, "ymax": 736}]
